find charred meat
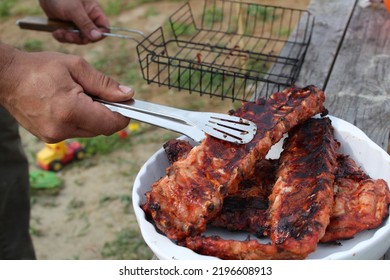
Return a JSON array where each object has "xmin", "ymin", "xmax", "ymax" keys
[
  {"xmin": 142, "ymin": 85, "xmax": 326, "ymax": 241},
  {"xmin": 321, "ymin": 155, "xmax": 390, "ymax": 242},
  {"xmin": 209, "ymin": 159, "xmax": 277, "ymax": 236},
  {"xmin": 182, "ymin": 117, "xmax": 340, "ymax": 259}
]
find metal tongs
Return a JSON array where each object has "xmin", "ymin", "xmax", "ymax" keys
[
  {"xmin": 16, "ymin": 16, "xmax": 147, "ymax": 43},
  {"xmin": 95, "ymin": 98, "xmax": 257, "ymax": 144}
]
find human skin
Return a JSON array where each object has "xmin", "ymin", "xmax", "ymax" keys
[
  {"xmin": 0, "ymin": 0, "xmax": 135, "ymax": 143},
  {"xmin": 0, "ymin": 43, "xmax": 134, "ymax": 143},
  {"xmin": 39, "ymin": 0, "xmax": 109, "ymax": 44}
]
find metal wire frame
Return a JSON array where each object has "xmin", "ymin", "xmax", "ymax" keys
[{"xmin": 136, "ymin": 0, "xmax": 314, "ymax": 101}]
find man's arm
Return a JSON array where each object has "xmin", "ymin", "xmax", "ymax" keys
[
  {"xmin": 0, "ymin": 41, "xmax": 134, "ymax": 143},
  {"xmin": 0, "ymin": 0, "xmax": 137, "ymax": 142}
]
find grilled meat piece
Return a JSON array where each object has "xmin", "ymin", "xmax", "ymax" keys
[
  {"xmin": 209, "ymin": 153, "xmax": 390, "ymax": 243},
  {"xmin": 163, "ymin": 139, "xmax": 275, "ymax": 236},
  {"xmin": 267, "ymin": 117, "xmax": 339, "ymax": 255},
  {"xmin": 142, "ymin": 85, "xmax": 326, "ymax": 241},
  {"xmin": 335, "ymin": 155, "xmax": 370, "ymax": 181},
  {"xmin": 163, "ymin": 139, "xmax": 193, "ymax": 164},
  {"xmin": 320, "ymin": 155, "xmax": 390, "ymax": 242},
  {"xmin": 182, "ymin": 236, "xmax": 292, "ymax": 260},
  {"xmin": 182, "ymin": 117, "xmax": 340, "ymax": 259},
  {"xmin": 209, "ymin": 159, "xmax": 277, "ymax": 236}
]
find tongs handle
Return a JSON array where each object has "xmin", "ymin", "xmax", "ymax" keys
[
  {"xmin": 16, "ymin": 16, "xmax": 78, "ymax": 32},
  {"xmin": 16, "ymin": 16, "xmax": 145, "ymax": 42}
]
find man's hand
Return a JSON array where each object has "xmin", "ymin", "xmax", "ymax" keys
[
  {"xmin": 0, "ymin": 43, "xmax": 134, "ymax": 143},
  {"xmin": 39, "ymin": 0, "xmax": 109, "ymax": 44}
]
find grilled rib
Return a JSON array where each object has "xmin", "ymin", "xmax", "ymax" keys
[
  {"xmin": 208, "ymin": 153, "xmax": 390, "ymax": 243},
  {"xmin": 163, "ymin": 122, "xmax": 390, "ymax": 256},
  {"xmin": 208, "ymin": 158, "xmax": 277, "ymax": 236},
  {"xmin": 163, "ymin": 139, "xmax": 275, "ymax": 236},
  {"xmin": 163, "ymin": 139, "xmax": 193, "ymax": 164},
  {"xmin": 182, "ymin": 117, "xmax": 339, "ymax": 259},
  {"xmin": 320, "ymin": 155, "xmax": 390, "ymax": 242},
  {"xmin": 267, "ymin": 117, "xmax": 339, "ymax": 254},
  {"xmin": 142, "ymin": 85, "xmax": 326, "ymax": 241}
]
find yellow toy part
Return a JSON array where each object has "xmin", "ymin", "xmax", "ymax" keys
[{"xmin": 36, "ymin": 140, "xmax": 85, "ymax": 172}]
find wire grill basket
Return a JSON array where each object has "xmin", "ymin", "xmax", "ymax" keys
[{"xmin": 136, "ymin": 0, "xmax": 314, "ymax": 101}]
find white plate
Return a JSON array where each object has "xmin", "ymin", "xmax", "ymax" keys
[{"xmin": 132, "ymin": 116, "xmax": 390, "ymax": 260}]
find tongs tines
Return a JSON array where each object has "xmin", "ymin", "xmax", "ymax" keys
[{"xmin": 95, "ymin": 98, "xmax": 257, "ymax": 144}]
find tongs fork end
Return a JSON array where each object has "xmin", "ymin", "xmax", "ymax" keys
[
  {"xmin": 204, "ymin": 114, "xmax": 257, "ymax": 144},
  {"xmin": 96, "ymin": 98, "xmax": 257, "ymax": 145}
]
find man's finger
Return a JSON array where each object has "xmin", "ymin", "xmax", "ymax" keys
[
  {"xmin": 68, "ymin": 56, "xmax": 135, "ymax": 102},
  {"xmin": 70, "ymin": 96, "xmax": 131, "ymax": 136},
  {"xmin": 52, "ymin": 30, "xmax": 90, "ymax": 44},
  {"xmin": 71, "ymin": 9, "xmax": 102, "ymax": 41}
]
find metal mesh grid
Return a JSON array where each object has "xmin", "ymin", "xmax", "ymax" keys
[{"xmin": 136, "ymin": 0, "xmax": 314, "ymax": 101}]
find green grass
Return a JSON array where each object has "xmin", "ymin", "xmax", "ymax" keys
[
  {"xmin": 119, "ymin": 194, "xmax": 132, "ymax": 212},
  {"xmin": 246, "ymin": 57, "xmax": 270, "ymax": 74},
  {"xmin": 72, "ymin": 125, "xmax": 149, "ymax": 173},
  {"xmin": 105, "ymin": 0, "xmax": 122, "ymax": 16},
  {"xmin": 23, "ymin": 39, "xmax": 44, "ymax": 52},
  {"xmin": 91, "ymin": 42, "xmax": 144, "ymax": 91},
  {"xmin": 76, "ymin": 134, "xmax": 129, "ymax": 156},
  {"xmin": 143, "ymin": 6, "xmax": 159, "ymax": 18},
  {"xmin": 247, "ymin": 5, "xmax": 277, "ymax": 22},
  {"xmin": 98, "ymin": 194, "xmax": 132, "ymax": 213},
  {"xmin": 11, "ymin": 5, "xmax": 42, "ymax": 17},
  {"xmin": 203, "ymin": 6, "xmax": 223, "ymax": 29},
  {"xmin": 29, "ymin": 224, "xmax": 43, "ymax": 237},
  {"xmin": 0, "ymin": 0, "xmax": 15, "ymax": 18},
  {"xmin": 67, "ymin": 198, "xmax": 85, "ymax": 210},
  {"xmin": 29, "ymin": 216, "xmax": 43, "ymax": 237},
  {"xmin": 126, "ymin": 0, "xmax": 182, "ymax": 10},
  {"xmin": 170, "ymin": 67, "xmax": 227, "ymax": 96},
  {"xmin": 126, "ymin": 0, "xmax": 157, "ymax": 9},
  {"xmin": 2, "ymin": 0, "xmax": 41, "ymax": 17},
  {"xmin": 101, "ymin": 227, "xmax": 153, "ymax": 259},
  {"xmin": 277, "ymin": 27, "xmax": 291, "ymax": 37},
  {"xmin": 170, "ymin": 21, "xmax": 197, "ymax": 37}
]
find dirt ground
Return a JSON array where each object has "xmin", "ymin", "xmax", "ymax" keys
[{"xmin": 2, "ymin": 0, "xmax": 309, "ymax": 259}]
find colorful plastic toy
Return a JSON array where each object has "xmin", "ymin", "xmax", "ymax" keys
[
  {"xmin": 36, "ymin": 141, "xmax": 85, "ymax": 171},
  {"xmin": 29, "ymin": 170, "xmax": 61, "ymax": 190}
]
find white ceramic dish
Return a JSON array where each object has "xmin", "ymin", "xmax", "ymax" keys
[{"xmin": 132, "ymin": 116, "xmax": 390, "ymax": 260}]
